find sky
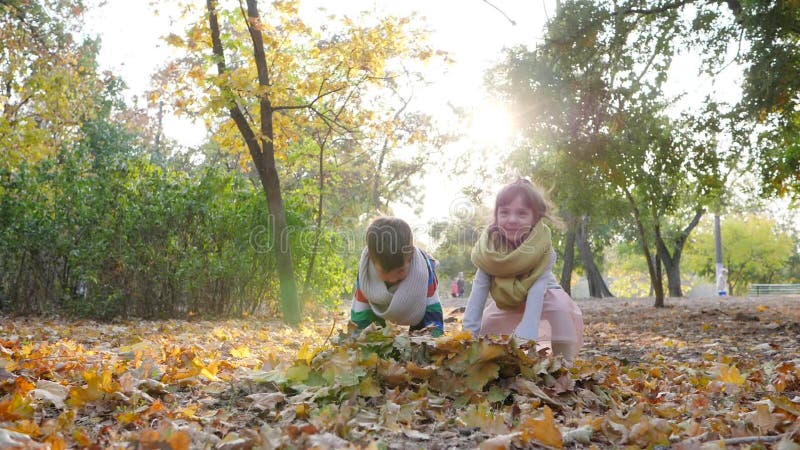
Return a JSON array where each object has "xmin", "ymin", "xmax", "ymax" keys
[{"xmin": 83, "ymin": 0, "xmax": 552, "ymax": 235}]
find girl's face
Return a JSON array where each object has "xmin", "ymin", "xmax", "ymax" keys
[{"xmin": 497, "ymin": 195, "xmax": 536, "ymax": 246}]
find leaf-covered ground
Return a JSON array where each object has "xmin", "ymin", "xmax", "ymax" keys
[{"xmin": 2, "ymin": 295, "xmax": 799, "ymax": 449}]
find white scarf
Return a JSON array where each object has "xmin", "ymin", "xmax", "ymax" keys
[{"xmin": 357, "ymin": 247, "xmax": 429, "ymax": 326}]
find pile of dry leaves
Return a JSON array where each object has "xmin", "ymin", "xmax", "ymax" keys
[{"xmin": 1, "ymin": 295, "xmax": 799, "ymax": 449}]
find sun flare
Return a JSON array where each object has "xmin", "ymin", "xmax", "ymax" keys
[{"xmin": 467, "ymin": 101, "xmax": 513, "ymax": 146}]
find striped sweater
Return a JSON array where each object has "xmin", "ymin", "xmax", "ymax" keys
[{"xmin": 350, "ymin": 248, "xmax": 443, "ymax": 336}]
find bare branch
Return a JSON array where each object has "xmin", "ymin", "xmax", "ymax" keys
[
  {"xmin": 612, "ymin": 0, "xmax": 696, "ymax": 16},
  {"xmin": 272, "ymin": 84, "xmax": 349, "ymax": 112},
  {"xmin": 481, "ymin": 0, "xmax": 516, "ymax": 26}
]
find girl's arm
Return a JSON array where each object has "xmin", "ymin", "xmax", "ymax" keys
[
  {"xmin": 514, "ymin": 251, "xmax": 556, "ymax": 342},
  {"xmin": 462, "ymin": 268, "xmax": 491, "ymax": 336}
]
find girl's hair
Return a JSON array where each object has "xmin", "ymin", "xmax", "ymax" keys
[{"xmin": 488, "ymin": 178, "xmax": 563, "ymax": 247}]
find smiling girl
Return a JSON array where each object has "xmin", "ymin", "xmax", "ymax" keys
[{"xmin": 462, "ymin": 179, "xmax": 583, "ymax": 360}]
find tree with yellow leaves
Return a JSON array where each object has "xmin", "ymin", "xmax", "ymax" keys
[
  {"xmin": 156, "ymin": 0, "xmax": 441, "ymax": 324},
  {"xmin": 0, "ymin": 0, "xmax": 106, "ymax": 172}
]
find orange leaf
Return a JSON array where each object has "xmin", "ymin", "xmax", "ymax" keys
[
  {"xmin": 406, "ymin": 362, "xmax": 435, "ymax": 380},
  {"xmin": 14, "ymin": 376, "xmax": 36, "ymax": 395},
  {"xmin": 44, "ymin": 434, "xmax": 67, "ymax": 450},
  {"xmin": 520, "ymin": 406, "xmax": 563, "ymax": 448},
  {"xmin": 166, "ymin": 430, "xmax": 191, "ymax": 450}
]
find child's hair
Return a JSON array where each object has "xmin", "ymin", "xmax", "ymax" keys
[
  {"xmin": 489, "ymin": 178, "xmax": 563, "ymax": 244},
  {"xmin": 366, "ymin": 216, "xmax": 414, "ymax": 271}
]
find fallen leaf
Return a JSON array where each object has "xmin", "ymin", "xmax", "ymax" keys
[
  {"xmin": 247, "ymin": 392, "xmax": 286, "ymax": 411},
  {"xmin": 562, "ymin": 425, "xmax": 593, "ymax": 445},
  {"xmin": 520, "ymin": 405, "xmax": 563, "ymax": 448},
  {"xmin": 479, "ymin": 433, "xmax": 516, "ymax": 450},
  {"xmin": 31, "ymin": 380, "xmax": 68, "ymax": 409}
]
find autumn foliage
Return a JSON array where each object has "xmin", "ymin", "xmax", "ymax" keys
[{"xmin": 1, "ymin": 297, "xmax": 800, "ymax": 448}]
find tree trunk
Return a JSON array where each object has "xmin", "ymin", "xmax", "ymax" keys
[
  {"xmin": 576, "ymin": 215, "xmax": 613, "ymax": 298},
  {"xmin": 207, "ymin": 0, "xmax": 301, "ymax": 325},
  {"xmin": 654, "ymin": 207, "xmax": 704, "ymax": 297},
  {"xmin": 559, "ymin": 216, "xmax": 577, "ymax": 295},
  {"xmin": 624, "ymin": 188, "xmax": 665, "ymax": 307}
]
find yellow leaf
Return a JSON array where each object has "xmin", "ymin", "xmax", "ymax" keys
[
  {"xmin": 0, "ymin": 393, "xmax": 34, "ymax": 420},
  {"xmin": 164, "ymin": 33, "xmax": 184, "ymax": 47},
  {"xmin": 297, "ymin": 342, "xmax": 316, "ymax": 364},
  {"xmin": 358, "ymin": 376, "xmax": 382, "ymax": 397},
  {"xmin": 286, "ymin": 364, "xmax": 310, "ymax": 383},
  {"xmin": 718, "ymin": 364, "xmax": 745, "ymax": 386},
  {"xmin": 460, "ymin": 401, "xmax": 509, "ymax": 434},
  {"xmin": 230, "ymin": 346, "xmax": 251, "ymax": 358},
  {"xmin": 200, "ymin": 367, "xmax": 219, "ymax": 382},
  {"xmin": 212, "ymin": 328, "xmax": 232, "ymax": 340},
  {"xmin": 73, "ymin": 429, "xmax": 92, "ymax": 447},
  {"xmin": 474, "ymin": 341, "xmax": 507, "ymax": 363},
  {"xmin": 117, "ymin": 411, "xmax": 140, "ymax": 425},
  {"xmin": 295, "ymin": 402, "xmax": 310, "ymax": 420},
  {"xmin": 756, "ymin": 304, "xmax": 768, "ymax": 312},
  {"xmin": 435, "ymin": 330, "xmax": 475, "ymax": 352},
  {"xmin": 520, "ymin": 406, "xmax": 563, "ymax": 448},
  {"xmin": 179, "ymin": 404, "xmax": 198, "ymax": 419},
  {"xmin": 465, "ymin": 362, "xmax": 499, "ymax": 391}
]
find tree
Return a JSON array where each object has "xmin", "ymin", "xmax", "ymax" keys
[
  {"xmin": 489, "ymin": 0, "xmax": 744, "ymax": 306},
  {"xmin": 684, "ymin": 214, "xmax": 795, "ymax": 295},
  {"xmin": 202, "ymin": 0, "xmax": 302, "ymax": 325},
  {"xmin": 604, "ymin": 0, "xmax": 800, "ymax": 198},
  {"xmin": 156, "ymin": 0, "xmax": 438, "ymax": 323},
  {"xmin": 0, "ymin": 0, "xmax": 106, "ymax": 171}
]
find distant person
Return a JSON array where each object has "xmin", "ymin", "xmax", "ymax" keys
[
  {"xmin": 451, "ymin": 279, "xmax": 459, "ymax": 298},
  {"xmin": 462, "ymin": 179, "xmax": 583, "ymax": 361},
  {"xmin": 350, "ymin": 216, "xmax": 444, "ymax": 336},
  {"xmin": 716, "ymin": 268, "xmax": 728, "ymax": 296},
  {"xmin": 456, "ymin": 272, "xmax": 465, "ymax": 298}
]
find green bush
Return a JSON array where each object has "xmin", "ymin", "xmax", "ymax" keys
[{"xmin": 0, "ymin": 140, "xmax": 349, "ymax": 319}]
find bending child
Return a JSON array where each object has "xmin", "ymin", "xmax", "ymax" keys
[
  {"xmin": 462, "ymin": 179, "xmax": 583, "ymax": 360},
  {"xmin": 351, "ymin": 217, "xmax": 444, "ymax": 336}
]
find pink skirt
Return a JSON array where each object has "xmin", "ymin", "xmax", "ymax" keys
[{"xmin": 479, "ymin": 288, "xmax": 583, "ymax": 351}]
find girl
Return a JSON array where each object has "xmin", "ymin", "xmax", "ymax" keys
[{"xmin": 462, "ymin": 179, "xmax": 583, "ymax": 360}]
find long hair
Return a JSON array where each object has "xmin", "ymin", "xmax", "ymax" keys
[{"xmin": 488, "ymin": 178, "xmax": 562, "ymax": 248}]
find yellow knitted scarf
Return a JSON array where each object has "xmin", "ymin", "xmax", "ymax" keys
[{"xmin": 470, "ymin": 222, "xmax": 553, "ymax": 309}]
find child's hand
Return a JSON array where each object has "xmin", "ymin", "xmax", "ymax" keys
[{"xmin": 511, "ymin": 334, "xmax": 535, "ymax": 351}]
